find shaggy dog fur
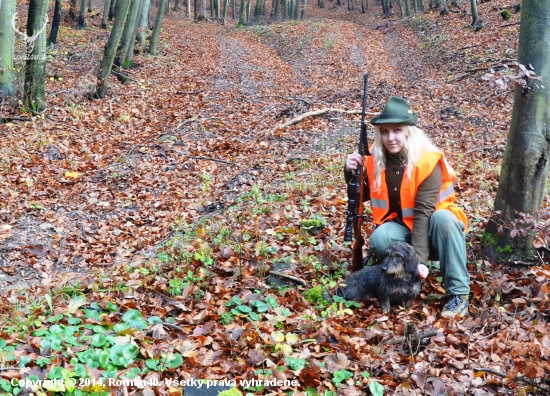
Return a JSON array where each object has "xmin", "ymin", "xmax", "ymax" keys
[{"xmin": 336, "ymin": 242, "xmax": 422, "ymax": 313}]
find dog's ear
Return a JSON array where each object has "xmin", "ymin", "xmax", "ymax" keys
[{"xmin": 404, "ymin": 245, "xmax": 420, "ymax": 274}]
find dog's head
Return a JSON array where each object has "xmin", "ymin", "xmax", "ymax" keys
[{"xmin": 380, "ymin": 242, "xmax": 419, "ymax": 277}]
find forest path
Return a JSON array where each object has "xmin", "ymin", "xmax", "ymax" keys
[{"xmin": 0, "ymin": 15, "xmax": 401, "ymax": 290}]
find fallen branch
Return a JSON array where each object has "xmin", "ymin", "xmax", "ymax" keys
[
  {"xmin": 180, "ymin": 154, "xmax": 237, "ymax": 166},
  {"xmin": 447, "ymin": 62, "xmax": 517, "ymax": 82},
  {"xmin": 466, "ymin": 146, "xmax": 496, "ymax": 154},
  {"xmin": 473, "ymin": 368, "xmax": 550, "ymax": 394},
  {"xmin": 285, "ymin": 157, "xmax": 308, "ymax": 163},
  {"xmin": 384, "ymin": 323, "xmax": 438, "ymax": 352},
  {"xmin": 177, "ymin": 89, "xmax": 205, "ymax": 95},
  {"xmin": 500, "ymin": 21, "xmax": 521, "ymax": 28},
  {"xmin": 1, "ymin": 116, "xmax": 32, "ymax": 122},
  {"xmin": 259, "ymin": 95, "xmax": 313, "ymax": 105},
  {"xmin": 277, "ymin": 108, "xmax": 377, "ymax": 128},
  {"xmin": 268, "ymin": 270, "xmax": 306, "ymax": 286}
]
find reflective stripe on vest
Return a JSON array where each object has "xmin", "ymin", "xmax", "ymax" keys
[
  {"xmin": 371, "ymin": 198, "xmax": 388, "ymax": 210},
  {"xmin": 365, "ymin": 149, "xmax": 468, "ymax": 232},
  {"xmin": 439, "ymin": 183, "xmax": 454, "ymax": 202}
]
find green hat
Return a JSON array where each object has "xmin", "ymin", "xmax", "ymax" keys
[{"xmin": 370, "ymin": 96, "xmax": 418, "ymax": 126}]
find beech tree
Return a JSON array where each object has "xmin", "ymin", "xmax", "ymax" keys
[
  {"xmin": 484, "ymin": 0, "xmax": 550, "ymax": 261},
  {"xmin": 238, "ymin": 0, "xmax": 249, "ymax": 25},
  {"xmin": 49, "ymin": 0, "xmax": 63, "ymax": 45},
  {"xmin": 137, "ymin": 0, "xmax": 150, "ymax": 47},
  {"xmin": 119, "ymin": 0, "xmax": 143, "ymax": 66},
  {"xmin": 470, "ymin": 0, "xmax": 483, "ymax": 29},
  {"xmin": 78, "ymin": 0, "xmax": 87, "ymax": 29},
  {"xmin": 102, "ymin": 0, "xmax": 111, "ymax": 28},
  {"xmin": 97, "ymin": 0, "xmax": 131, "ymax": 98},
  {"xmin": 149, "ymin": 0, "xmax": 168, "ymax": 55},
  {"xmin": 0, "ymin": 0, "xmax": 15, "ymax": 97},
  {"xmin": 24, "ymin": 0, "xmax": 49, "ymax": 112}
]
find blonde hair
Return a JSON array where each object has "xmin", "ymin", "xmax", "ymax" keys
[{"xmin": 371, "ymin": 125, "xmax": 454, "ymax": 191}]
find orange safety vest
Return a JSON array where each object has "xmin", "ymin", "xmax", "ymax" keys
[{"xmin": 365, "ymin": 150, "xmax": 468, "ymax": 232}]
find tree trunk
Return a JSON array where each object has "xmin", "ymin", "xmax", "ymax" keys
[
  {"xmin": 215, "ymin": 0, "xmax": 221, "ymax": 19},
  {"xmin": 165, "ymin": 0, "xmax": 170, "ymax": 14},
  {"xmin": 404, "ymin": 0, "xmax": 411, "ymax": 15},
  {"xmin": 200, "ymin": 0, "xmax": 207, "ymax": 18},
  {"xmin": 78, "ymin": 0, "xmax": 87, "ymax": 29},
  {"xmin": 49, "ymin": 0, "xmax": 63, "ymax": 45},
  {"xmin": 174, "ymin": 0, "xmax": 180, "ymax": 11},
  {"xmin": 88, "ymin": 0, "xmax": 93, "ymax": 12},
  {"xmin": 470, "ymin": 0, "xmax": 480, "ymax": 24},
  {"xmin": 238, "ymin": 0, "xmax": 249, "ymax": 25},
  {"xmin": 109, "ymin": 0, "xmax": 118, "ymax": 20},
  {"xmin": 397, "ymin": 0, "xmax": 403, "ymax": 17},
  {"xmin": 440, "ymin": 0, "xmax": 449, "ymax": 14},
  {"xmin": 24, "ymin": 0, "xmax": 49, "ymax": 112},
  {"xmin": 274, "ymin": 0, "xmax": 280, "ymax": 18},
  {"xmin": 253, "ymin": 0, "xmax": 263, "ymax": 21},
  {"xmin": 137, "ymin": 0, "xmax": 150, "ymax": 46},
  {"xmin": 293, "ymin": 0, "xmax": 300, "ymax": 18},
  {"xmin": 231, "ymin": 0, "xmax": 236, "ymax": 19},
  {"xmin": 97, "ymin": 0, "xmax": 131, "ymax": 98},
  {"xmin": 149, "ymin": 0, "xmax": 168, "ymax": 54},
  {"xmin": 0, "ymin": 0, "xmax": 15, "ymax": 98},
  {"xmin": 381, "ymin": 0, "xmax": 391, "ymax": 16},
  {"xmin": 301, "ymin": 0, "xmax": 306, "ymax": 18},
  {"xmin": 413, "ymin": 0, "xmax": 418, "ymax": 12},
  {"xmin": 102, "ymin": 0, "xmax": 111, "ymax": 28},
  {"xmin": 187, "ymin": 0, "xmax": 191, "ymax": 16},
  {"xmin": 484, "ymin": 0, "xmax": 550, "ymax": 261},
  {"xmin": 70, "ymin": 0, "xmax": 78, "ymax": 19},
  {"xmin": 222, "ymin": 0, "xmax": 230, "ymax": 22},
  {"xmin": 119, "ymin": 0, "xmax": 142, "ymax": 66},
  {"xmin": 124, "ymin": 0, "xmax": 144, "ymax": 63}
]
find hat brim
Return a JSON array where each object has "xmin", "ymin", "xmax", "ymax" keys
[{"xmin": 370, "ymin": 114, "xmax": 418, "ymax": 126}]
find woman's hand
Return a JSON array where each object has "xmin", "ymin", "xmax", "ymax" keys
[
  {"xmin": 417, "ymin": 263, "xmax": 429, "ymax": 279},
  {"xmin": 346, "ymin": 153, "xmax": 364, "ymax": 172}
]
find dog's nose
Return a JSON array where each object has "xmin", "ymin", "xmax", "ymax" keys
[{"xmin": 381, "ymin": 265, "xmax": 388, "ymax": 272}]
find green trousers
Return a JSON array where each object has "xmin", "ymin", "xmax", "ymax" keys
[{"xmin": 369, "ymin": 209, "xmax": 470, "ymax": 296}]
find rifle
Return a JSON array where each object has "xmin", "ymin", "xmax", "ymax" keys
[{"xmin": 344, "ymin": 73, "xmax": 371, "ymax": 272}]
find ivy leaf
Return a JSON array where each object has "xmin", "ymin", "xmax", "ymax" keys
[
  {"xmin": 369, "ymin": 381, "xmax": 385, "ymax": 396},
  {"xmin": 236, "ymin": 305, "xmax": 252, "ymax": 314},
  {"xmin": 91, "ymin": 334, "xmax": 107, "ymax": 347},
  {"xmin": 164, "ymin": 353, "xmax": 183, "ymax": 368},
  {"xmin": 122, "ymin": 310, "xmax": 148, "ymax": 330},
  {"xmin": 265, "ymin": 296, "xmax": 278, "ymax": 307},
  {"xmin": 286, "ymin": 357, "xmax": 307, "ymax": 371},
  {"xmin": 0, "ymin": 379, "xmax": 11, "ymax": 392},
  {"xmin": 146, "ymin": 358, "xmax": 160, "ymax": 371},
  {"xmin": 333, "ymin": 369, "xmax": 353, "ymax": 386}
]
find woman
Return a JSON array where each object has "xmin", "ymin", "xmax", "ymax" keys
[{"xmin": 344, "ymin": 96, "xmax": 470, "ymax": 318}]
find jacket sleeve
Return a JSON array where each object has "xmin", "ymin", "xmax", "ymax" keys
[
  {"xmin": 344, "ymin": 166, "xmax": 370, "ymax": 200},
  {"xmin": 411, "ymin": 162, "xmax": 442, "ymax": 262}
]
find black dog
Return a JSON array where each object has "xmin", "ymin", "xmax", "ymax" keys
[{"xmin": 337, "ymin": 242, "xmax": 422, "ymax": 313}]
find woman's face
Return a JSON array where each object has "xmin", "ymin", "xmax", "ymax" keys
[{"xmin": 380, "ymin": 124, "xmax": 407, "ymax": 154}]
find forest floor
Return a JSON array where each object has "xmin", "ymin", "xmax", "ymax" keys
[{"xmin": 1, "ymin": 0, "xmax": 549, "ymax": 395}]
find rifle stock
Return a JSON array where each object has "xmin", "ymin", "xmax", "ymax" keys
[{"xmin": 345, "ymin": 73, "xmax": 371, "ymax": 272}]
